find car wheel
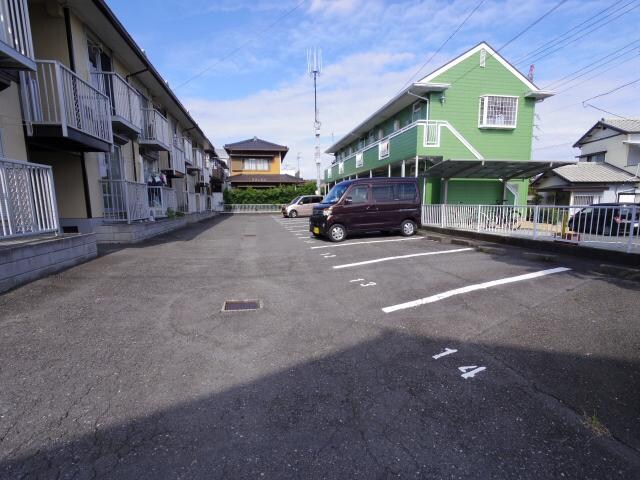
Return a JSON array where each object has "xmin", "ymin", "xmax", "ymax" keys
[
  {"xmin": 401, "ymin": 220, "xmax": 416, "ymax": 237},
  {"xmin": 289, "ymin": 210, "xmax": 298, "ymax": 218},
  {"xmin": 329, "ymin": 224, "xmax": 346, "ymax": 242}
]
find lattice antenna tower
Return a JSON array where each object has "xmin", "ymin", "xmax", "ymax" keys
[{"xmin": 307, "ymin": 48, "xmax": 322, "ymax": 194}]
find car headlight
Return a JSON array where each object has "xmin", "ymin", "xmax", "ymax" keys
[{"xmin": 322, "ymin": 207, "xmax": 332, "ymax": 217}]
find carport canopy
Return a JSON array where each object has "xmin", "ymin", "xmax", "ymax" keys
[{"xmin": 422, "ymin": 159, "xmax": 577, "ymax": 180}]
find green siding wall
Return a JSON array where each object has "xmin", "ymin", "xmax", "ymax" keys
[{"xmin": 427, "ymin": 50, "xmax": 535, "ymax": 160}]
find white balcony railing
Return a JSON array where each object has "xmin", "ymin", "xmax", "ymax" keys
[
  {"xmin": 0, "ymin": 157, "xmax": 59, "ymax": 239},
  {"xmin": 0, "ymin": 0, "xmax": 34, "ymax": 67},
  {"xmin": 91, "ymin": 72, "xmax": 142, "ymax": 132},
  {"xmin": 422, "ymin": 204, "xmax": 640, "ymax": 254},
  {"xmin": 100, "ymin": 179, "xmax": 148, "ymax": 223},
  {"xmin": 148, "ymin": 186, "xmax": 177, "ymax": 218},
  {"xmin": 20, "ymin": 60, "xmax": 113, "ymax": 144},
  {"xmin": 192, "ymin": 148, "xmax": 204, "ymax": 169},
  {"xmin": 171, "ymin": 137, "xmax": 186, "ymax": 174},
  {"xmin": 183, "ymin": 137, "xmax": 193, "ymax": 165},
  {"xmin": 140, "ymin": 108, "xmax": 171, "ymax": 150}
]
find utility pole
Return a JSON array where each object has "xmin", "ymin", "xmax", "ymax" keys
[{"xmin": 308, "ymin": 48, "xmax": 322, "ymax": 194}]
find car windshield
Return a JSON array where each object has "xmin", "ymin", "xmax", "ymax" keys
[
  {"xmin": 289, "ymin": 196, "xmax": 302, "ymax": 205},
  {"xmin": 323, "ymin": 183, "xmax": 350, "ymax": 204}
]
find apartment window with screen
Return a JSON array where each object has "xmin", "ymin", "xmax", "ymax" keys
[
  {"xmin": 393, "ymin": 119, "xmax": 400, "ymax": 132},
  {"xmin": 243, "ymin": 158, "xmax": 269, "ymax": 171},
  {"xmin": 478, "ymin": 95, "xmax": 518, "ymax": 128}
]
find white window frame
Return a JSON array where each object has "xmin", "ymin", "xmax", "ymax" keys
[
  {"xmin": 379, "ymin": 140, "xmax": 390, "ymax": 159},
  {"xmin": 338, "ymin": 161, "xmax": 344, "ymax": 174},
  {"xmin": 393, "ymin": 119, "xmax": 400, "ymax": 132},
  {"xmin": 377, "ymin": 128, "xmax": 384, "ymax": 140},
  {"xmin": 479, "ymin": 49, "xmax": 486, "ymax": 68},
  {"xmin": 327, "ymin": 166, "xmax": 332, "ymax": 179},
  {"xmin": 355, "ymin": 152, "xmax": 363, "ymax": 168},
  {"xmin": 243, "ymin": 158, "xmax": 269, "ymax": 171},
  {"xmin": 478, "ymin": 95, "xmax": 518, "ymax": 129}
]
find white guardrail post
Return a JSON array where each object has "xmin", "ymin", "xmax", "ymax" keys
[{"xmin": 627, "ymin": 205, "xmax": 637, "ymax": 254}]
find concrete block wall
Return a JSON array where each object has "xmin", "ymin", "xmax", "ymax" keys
[{"xmin": 0, "ymin": 234, "xmax": 98, "ymax": 294}]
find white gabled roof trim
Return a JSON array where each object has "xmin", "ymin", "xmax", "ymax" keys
[{"xmin": 419, "ymin": 42, "xmax": 541, "ymax": 93}]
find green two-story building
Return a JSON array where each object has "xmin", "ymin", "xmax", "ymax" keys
[{"xmin": 324, "ymin": 42, "xmax": 563, "ymax": 205}]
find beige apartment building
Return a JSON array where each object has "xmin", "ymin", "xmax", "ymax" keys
[{"xmin": 0, "ymin": 0, "xmax": 222, "ymax": 291}]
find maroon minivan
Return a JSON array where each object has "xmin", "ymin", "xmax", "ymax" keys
[{"xmin": 309, "ymin": 177, "xmax": 421, "ymax": 242}]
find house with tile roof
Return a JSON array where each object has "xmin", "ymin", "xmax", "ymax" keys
[
  {"xmin": 533, "ymin": 118, "xmax": 640, "ymax": 205},
  {"xmin": 224, "ymin": 137, "xmax": 305, "ymax": 189}
]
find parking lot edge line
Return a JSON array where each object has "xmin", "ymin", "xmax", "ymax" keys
[
  {"xmin": 332, "ymin": 248, "xmax": 473, "ymax": 269},
  {"xmin": 382, "ymin": 267, "xmax": 572, "ymax": 313},
  {"xmin": 310, "ymin": 237, "xmax": 425, "ymax": 249}
]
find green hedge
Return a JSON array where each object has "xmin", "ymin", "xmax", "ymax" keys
[{"xmin": 223, "ymin": 183, "xmax": 318, "ymax": 205}]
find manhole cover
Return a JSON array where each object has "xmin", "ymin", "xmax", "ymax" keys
[{"xmin": 222, "ymin": 300, "xmax": 261, "ymax": 312}]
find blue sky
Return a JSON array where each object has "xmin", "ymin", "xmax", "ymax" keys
[{"xmin": 107, "ymin": 0, "xmax": 639, "ymax": 177}]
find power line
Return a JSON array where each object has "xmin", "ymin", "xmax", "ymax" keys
[
  {"xmin": 517, "ymin": 0, "xmax": 639, "ymax": 66},
  {"xmin": 555, "ymin": 54, "xmax": 639, "ymax": 95},
  {"xmin": 174, "ymin": 0, "xmax": 307, "ymax": 90},
  {"xmin": 500, "ymin": 0, "xmax": 568, "ymax": 51},
  {"xmin": 544, "ymin": 41, "xmax": 640, "ymax": 90},
  {"xmin": 583, "ymin": 103, "xmax": 634, "ymax": 119},
  {"xmin": 513, "ymin": 0, "xmax": 634, "ymax": 65},
  {"xmin": 445, "ymin": 0, "xmax": 568, "ymax": 89},
  {"xmin": 582, "ymin": 76, "xmax": 640, "ymax": 104},
  {"xmin": 398, "ymin": 0, "xmax": 486, "ymax": 91}
]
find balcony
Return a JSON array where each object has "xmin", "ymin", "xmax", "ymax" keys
[
  {"xmin": 139, "ymin": 108, "xmax": 171, "ymax": 151},
  {"xmin": 20, "ymin": 61, "xmax": 113, "ymax": 152},
  {"xmin": 164, "ymin": 136, "xmax": 186, "ymax": 177},
  {"xmin": 148, "ymin": 185, "xmax": 177, "ymax": 219},
  {"xmin": 0, "ymin": 157, "xmax": 59, "ymax": 239},
  {"xmin": 100, "ymin": 179, "xmax": 148, "ymax": 223},
  {"xmin": 91, "ymin": 72, "xmax": 142, "ymax": 140},
  {"xmin": 183, "ymin": 138, "xmax": 194, "ymax": 166},
  {"xmin": 0, "ymin": 0, "xmax": 35, "ymax": 72}
]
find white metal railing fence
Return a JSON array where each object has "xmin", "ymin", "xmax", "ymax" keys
[
  {"xmin": 171, "ymin": 138, "xmax": 186, "ymax": 174},
  {"xmin": 183, "ymin": 138, "xmax": 193, "ymax": 165},
  {"xmin": 148, "ymin": 186, "xmax": 177, "ymax": 219},
  {"xmin": 223, "ymin": 204, "xmax": 283, "ymax": 213},
  {"xmin": 141, "ymin": 108, "xmax": 171, "ymax": 150},
  {"xmin": 100, "ymin": 179, "xmax": 148, "ymax": 223},
  {"xmin": 91, "ymin": 72, "xmax": 142, "ymax": 131},
  {"xmin": 422, "ymin": 204, "xmax": 640, "ymax": 253},
  {"xmin": 20, "ymin": 60, "xmax": 113, "ymax": 144},
  {"xmin": 192, "ymin": 148, "xmax": 204, "ymax": 169},
  {"xmin": 0, "ymin": 0, "xmax": 34, "ymax": 61},
  {"xmin": 424, "ymin": 120, "xmax": 442, "ymax": 146},
  {"xmin": 0, "ymin": 158, "xmax": 59, "ymax": 239}
]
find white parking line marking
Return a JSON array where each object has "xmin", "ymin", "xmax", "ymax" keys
[
  {"xmin": 333, "ymin": 248, "xmax": 472, "ymax": 270},
  {"xmin": 432, "ymin": 348, "xmax": 458, "ymax": 359},
  {"xmin": 459, "ymin": 366, "xmax": 486, "ymax": 379},
  {"xmin": 382, "ymin": 267, "xmax": 571, "ymax": 313},
  {"xmin": 310, "ymin": 237, "xmax": 425, "ymax": 249},
  {"xmin": 349, "ymin": 278, "xmax": 365, "ymax": 282}
]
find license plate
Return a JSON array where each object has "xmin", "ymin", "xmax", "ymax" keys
[{"xmin": 313, "ymin": 227, "xmax": 320, "ymax": 234}]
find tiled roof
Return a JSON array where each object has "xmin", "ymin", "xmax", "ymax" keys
[
  {"xmin": 224, "ymin": 137, "xmax": 289, "ymax": 152},
  {"xmin": 229, "ymin": 173, "xmax": 305, "ymax": 184},
  {"xmin": 552, "ymin": 162, "xmax": 637, "ymax": 183},
  {"xmin": 600, "ymin": 118, "xmax": 640, "ymax": 134}
]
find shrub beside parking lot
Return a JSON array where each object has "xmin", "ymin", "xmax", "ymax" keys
[{"xmin": 223, "ymin": 183, "xmax": 318, "ymax": 204}]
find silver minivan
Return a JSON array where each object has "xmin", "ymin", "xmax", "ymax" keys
[{"xmin": 282, "ymin": 195, "xmax": 324, "ymax": 218}]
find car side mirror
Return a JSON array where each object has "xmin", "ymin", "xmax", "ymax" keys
[{"xmin": 344, "ymin": 196, "xmax": 353, "ymax": 204}]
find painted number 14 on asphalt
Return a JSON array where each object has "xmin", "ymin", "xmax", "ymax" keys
[{"xmin": 432, "ymin": 347, "xmax": 486, "ymax": 379}]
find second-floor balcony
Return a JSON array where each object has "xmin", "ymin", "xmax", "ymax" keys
[
  {"xmin": 140, "ymin": 108, "xmax": 171, "ymax": 151},
  {"xmin": 20, "ymin": 60, "xmax": 113, "ymax": 152},
  {"xmin": 91, "ymin": 72, "xmax": 142, "ymax": 139},
  {"xmin": 0, "ymin": 0, "xmax": 35, "ymax": 71}
]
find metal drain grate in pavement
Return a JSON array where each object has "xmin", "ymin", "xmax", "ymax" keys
[{"xmin": 222, "ymin": 300, "xmax": 261, "ymax": 312}]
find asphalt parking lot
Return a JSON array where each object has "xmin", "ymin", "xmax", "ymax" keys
[{"xmin": 1, "ymin": 214, "xmax": 639, "ymax": 479}]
